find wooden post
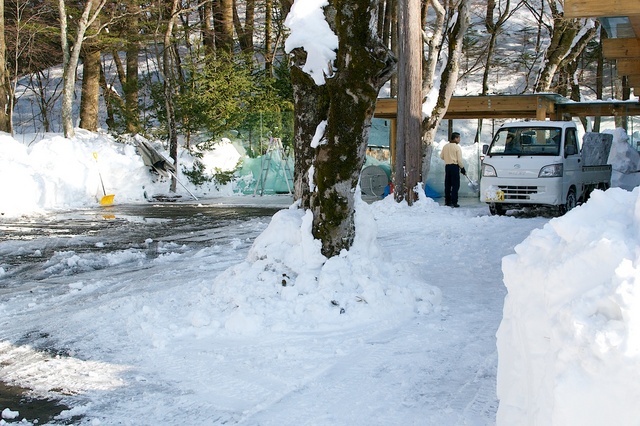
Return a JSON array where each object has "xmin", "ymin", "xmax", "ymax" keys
[{"xmin": 394, "ymin": 0, "xmax": 422, "ymax": 204}]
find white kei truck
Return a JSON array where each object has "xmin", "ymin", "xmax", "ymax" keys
[{"xmin": 480, "ymin": 120, "xmax": 612, "ymax": 216}]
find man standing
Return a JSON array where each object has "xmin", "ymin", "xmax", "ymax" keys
[{"xmin": 439, "ymin": 132, "xmax": 466, "ymax": 207}]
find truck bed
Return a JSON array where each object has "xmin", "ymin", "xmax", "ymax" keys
[{"xmin": 582, "ymin": 164, "xmax": 612, "ymax": 185}]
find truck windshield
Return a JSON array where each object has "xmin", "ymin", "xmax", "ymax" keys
[{"xmin": 487, "ymin": 127, "xmax": 561, "ymax": 156}]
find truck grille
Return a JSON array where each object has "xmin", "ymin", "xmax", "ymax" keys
[{"xmin": 497, "ymin": 185, "xmax": 539, "ymax": 200}]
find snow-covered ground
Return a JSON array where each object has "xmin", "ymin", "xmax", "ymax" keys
[
  {"xmin": 0, "ymin": 196, "xmax": 537, "ymax": 425},
  {"xmin": 2, "ymin": 126, "xmax": 640, "ymax": 425}
]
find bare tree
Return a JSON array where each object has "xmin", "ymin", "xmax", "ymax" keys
[
  {"xmin": 0, "ymin": 0, "xmax": 11, "ymax": 133},
  {"xmin": 3, "ymin": 0, "xmax": 59, "ymax": 134},
  {"xmin": 474, "ymin": 0, "xmax": 518, "ymax": 143},
  {"xmin": 534, "ymin": 0, "xmax": 598, "ymax": 92},
  {"xmin": 162, "ymin": 0, "xmax": 180, "ymax": 192},
  {"xmin": 58, "ymin": 0, "xmax": 108, "ymax": 138},
  {"xmin": 233, "ymin": 0, "xmax": 255, "ymax": 52},
  {"xmin": 420, "ymin": 0, "xmax": 470, "ymax": 184}
]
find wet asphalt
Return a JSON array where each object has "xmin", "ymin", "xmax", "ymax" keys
[{"xmin": 0, "ymin": 202, "xmax": 283, "ymax": 424}]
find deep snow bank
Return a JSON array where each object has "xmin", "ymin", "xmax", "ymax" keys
[
  {"xmin": 497, "ymin": 187, "xmax": 640, "ymax": 425},
  {"xmin": 0, "ymin": 131, "xmax": 240, "ymax": 217},
  {"xmin": 209, "ymin": 195, "xmax": 442, "ymax": 333}
]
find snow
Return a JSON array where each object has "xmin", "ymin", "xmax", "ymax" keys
[
  {"xmin": 0, "ymin": 131, "xmax": 242, "ymax": 217},
  {"xmin": 283, "ymin": 0, "xmax": 338, "ymax": 85},
  {"xmin": 1, "ymin": 125, "xmax": 640, "ymax": 425},
  {"xmin": 497, "ymin": 187, "xmax": 640, "ymax": 425},
  {"xmin": 1, "ymin": 3, "xmax": 640, "ymax": 422},
  {"xmin": 605, "ymin": 128, "xmax": 640, "ymax": 190}
]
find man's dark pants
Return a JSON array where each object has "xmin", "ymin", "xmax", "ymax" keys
[{"xmin": 444, "ymin": 164, "xmax": 460, "ymax": 205}]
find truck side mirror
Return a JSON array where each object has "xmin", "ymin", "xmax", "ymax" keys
[
  {"xmin": 565, "ymin": 145, "xmax": 577, "ymax": 156},
  {"xmin": 482, "ymin": 144, "xmax": 489, "ymax": 154}
]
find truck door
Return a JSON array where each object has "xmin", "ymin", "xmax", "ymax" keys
[{"xmin": 563, "ymin": 128, "xmax": 581, "ymax": 200}]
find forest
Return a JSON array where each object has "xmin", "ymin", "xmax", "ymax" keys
[
  {"xmin": 0, "ymin": 0, "xmax": 626, "ymax": 141},
  {"xmin": 0, "ymin": 0, "xmax": 632, "ymax": 256}
]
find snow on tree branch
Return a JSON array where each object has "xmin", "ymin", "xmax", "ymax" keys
[{"xmin": 284, "ymin": 0, "xmax": 338, "ymax": 86}]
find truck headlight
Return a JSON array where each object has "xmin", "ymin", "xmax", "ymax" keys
[
  {"xmin": 539, "ymin": 164, "xmax": 563, "ymax": 177},
  {"xmin": 482, "ymin": 164, "xmax": 497, "ymax": 177}
]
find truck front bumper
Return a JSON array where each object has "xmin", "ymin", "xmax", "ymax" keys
[{"xmin": 480, "ymin": 177, "xmax": 563, "ymax": 206}]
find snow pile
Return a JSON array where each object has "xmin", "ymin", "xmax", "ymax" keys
[
  {"xmin": 2, "ymin": 408, "xmax": 19, "ymax": 421},
  {"xmin": 209, "ymin": 194, "xmax": 442, "ymax": 333},
  {"xmin": 284, "ymin": 0, "xmax": 338, "ymax": 85},
  {"xmin": 606, "ymin": 128, "xmax": 640, "ymax": 190},
  {"xmin": 0, "ymin": 132, "xmax": 241, "ymax": 217},
  {"xmin": 197, "ymin": 137, "xmax": 243, "ymax": 175},
  {"xmin": 497, "ymin": 187, "xmax": 640, "ymax": 425}
]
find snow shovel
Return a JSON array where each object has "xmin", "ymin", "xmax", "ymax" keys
[
  {"xmin": 93, "ymin": 152, "xmax": 115, "ymax": 205},
  {"xmin": 464, "ymin": 173, "xmax": 479, "ymax": 193}
]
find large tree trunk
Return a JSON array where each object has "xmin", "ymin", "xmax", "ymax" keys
[
  {"xmin": 213, "ymin": 0, "xmax": 234, "ymax": 54},
  {"xmin": 233, "ymin": 0, "xmax": 254, "ymax": 52},
  {"xmin": 289, "ymin": 0, "xmax": 396, "ymax": 258},
  {"xmin": 315, "ymin": 1, "xmax": 395, "ymax": 257},
  {"xmin": 291, "ymin": 54, "xmax": 328, "ymax": 210},
  {"xmin": 394, "ymin": 0, "xmax": 422, "ymax": 204},
  {"xmin": 79, "ymin": 48, "xmax": 100, "ymax": 131}
]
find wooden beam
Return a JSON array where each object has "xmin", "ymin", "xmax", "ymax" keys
[
  {"xmin": 603, "ymin": 38, "xmax": 640, "ymax": 59},
  {"xmin": 628, "ymin": 75, "xmax": 640, "ymax": 88},
  {"xmin": 617, "ymin": 59, "xmax": 640, "ymax": 75},
  {"xmin": 447, "ymin": 95, "xmax": 554, "ymax": 114},
  {"xmin": 631, "ymin": 16, "xmax": 640, "ymax": 38},
  {"xmin": 374, "ymin": 96, "xmax": 640, "ymax": 120},
  {"xmin": 556, "ymin": 102, "xmax": 640, "ymax": 118},
  {"xmin": 564, "ymin": 0, "xmax": 640, "ymax": 18},
  {"xmin": 374, "ymin": 98, "xmax": 399, "ymax": 118}
]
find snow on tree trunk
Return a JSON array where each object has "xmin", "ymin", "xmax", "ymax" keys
[
  {"xmin": 287, "ymin": 0, "xmax": 395, "ymax": 258},
  {"xmin": 290, "ymin": 56, "xmax": 328, "ymax": 211}
]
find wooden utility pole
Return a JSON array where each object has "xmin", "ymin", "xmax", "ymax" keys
[{"xmin": 394, "ymin": 0, "xmax": 422, "ymax": 204}]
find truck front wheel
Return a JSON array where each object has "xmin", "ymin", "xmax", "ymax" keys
[
  {"xmin": 558, "ymin": 189, "xmax": 577, "ymax": 215},
  {"xmin": 489, "ymin": 203, "xmax": 506, "ymax": 216}
]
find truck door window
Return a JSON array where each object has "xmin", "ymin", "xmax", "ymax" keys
[{"xmin": 565, "ymin": 129, "xmax": 578, "ymax": 155}]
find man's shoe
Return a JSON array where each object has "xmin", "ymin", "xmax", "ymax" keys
[{"xmin": 453, "ymin": 203, "xmax": 460, "ymax": 208}]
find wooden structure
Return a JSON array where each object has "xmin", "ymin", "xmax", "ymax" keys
[
  {"xmin": 374, "ymin": 95, "xmax": 640, "ymax": 162},
  {"xmin": 375, "ymin": 95, "xmax": 640, "ymax": 121},
  {"xmin": 564, "ymin": 0, "xmax": 640, "ymax": 91}
]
